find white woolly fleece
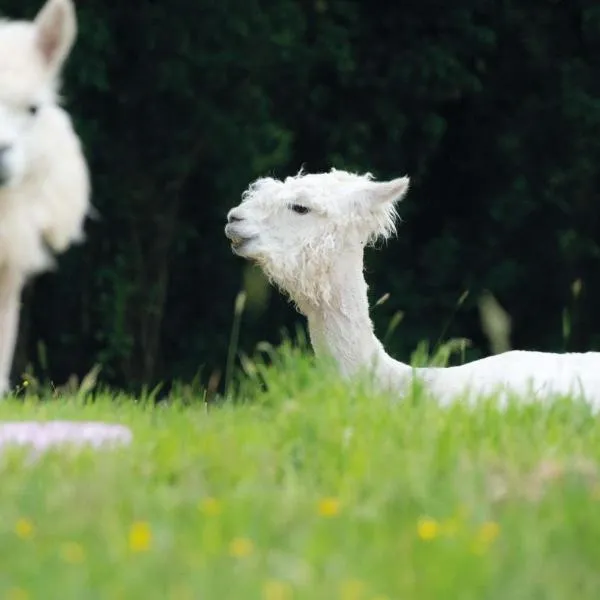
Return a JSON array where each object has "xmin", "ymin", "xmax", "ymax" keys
[
  {"xmin": 0, "ymin": 0, "xmax": 90, "ymax": 394},
  {"xmin": 227, "ymin": 168, "xmax": 600, "ymax": 409}
]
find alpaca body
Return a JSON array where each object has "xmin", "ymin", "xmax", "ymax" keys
[
  {"xmin": 303, "ymin": 250, "xmax": 600, "ymax": 405},
  {"xmin": 226, "ymin": 168, "xmax": 600, "ymax": 408},
  {"xmin": 307, "ymin": 299, "xmax": 600, "ymax": 406},
  {"xmin": 0, "ymin": 0, "xmax": 90, "ymax": 394},
  {"xmin": 429, "ymin": 350, "xmax": 600, "ymax": 405},
  {"xmin": 378, "ymin": 347, "xmax": 600, "ymax": 406}
]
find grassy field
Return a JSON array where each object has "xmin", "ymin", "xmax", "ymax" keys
[{"xmin": 1, "ymin": 342, "xmax": 600, "ymax": 600}]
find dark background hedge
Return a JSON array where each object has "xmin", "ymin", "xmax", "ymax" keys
[{"xmin": 6, "ymin": 0, "xmax": 600, "ymax": 392}]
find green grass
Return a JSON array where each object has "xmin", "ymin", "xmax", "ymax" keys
[{"xmin": 1, "ymin": 342, "xmax": 600, "ymax": 600}]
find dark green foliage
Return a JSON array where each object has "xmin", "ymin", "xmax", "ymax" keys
[{"xmin": 5, "ymin": 0, "xmax": 600, "ymax": 391}]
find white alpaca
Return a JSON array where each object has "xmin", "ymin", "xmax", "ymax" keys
[
  {"xmin": 0, "ymin": 0, "xmax": 90, "ymax": 394},
  {"xmin": 225, "ymin": 169, "xmax": 600, "ymax": 407}
]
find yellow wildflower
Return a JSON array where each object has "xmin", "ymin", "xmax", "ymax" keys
[
  {"xmin": 169, "ymin": 586, "xmax": 194, "ymax": 600},
  {"xmin": 60, "ymin": 541, "xmax": 85, "ymax": 564},
  {"xmin": 6, "ymin": 588, "xmax": 28, "ymax": 600},
  {"xmin": 317, "ymin": 497, "xmax": 341, "ymax": 517},
  {"xmin": 229, "ymin": 536, "xmax": 254, "ymax": 558},
  {"xmin": 14, "ymin": 518, "xmax": 34, "ymax": 540},
  {"xmin": 339, "ymin": 579, "xmax": 366, "ymax": 600},
  {"xmin": 128, "ymin": 521, "xmax": 152, "ymax": 552},
  {"xmin": 471, "ymin": 520, "xmax": 500, "ymax": 554},
  {"xmin": 417, "ymin": 517, "xmax": 439, "ymax": 541},
  {"xmin": 478, "ymin": 521, "xmax": 500, "ymax": 544},
  {"xmin": 199, "ymin": 497, "xmax": 222, "ymax": 516},
  {"xmin": 262, "ymin": 579, "xmax": 293, "ymax": 600}
]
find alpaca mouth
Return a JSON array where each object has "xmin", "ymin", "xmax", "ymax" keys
[
  {"xmin": 227, "ymin": 233, "xmax": 256, "ymax": 256},
  {"xmin": 230, "ymin": 237, "xmax": 256, "ymax": 256},
  {"xmin": 225, "ymin": 223, "xmax": 257, "ymax": 257}
]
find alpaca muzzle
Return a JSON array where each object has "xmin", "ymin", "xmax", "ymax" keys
[
  {"xmin": 225, "ymin": 211, "xmax": 246, "ymax": 245},
  {"xmin": 224, "ymin": 223, "xmax": 256, "ymax": 258}
]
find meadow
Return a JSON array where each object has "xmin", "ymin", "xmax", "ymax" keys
[{"xmin": 1, "ymin": 339, "xmax": 599, "ymax": 600}]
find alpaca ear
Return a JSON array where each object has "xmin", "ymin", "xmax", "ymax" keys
[
  {"xmin": 370, "ymin": 176, "xmax": 410, "ymax": 206},
  {"xmin": 34, "ymin": 0, "xmax": 76, "ymax": 75}
]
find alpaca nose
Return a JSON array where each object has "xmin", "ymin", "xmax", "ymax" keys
[{"xmin": 227, "ymin": 210, "xmax": 244, "ymax": 223}]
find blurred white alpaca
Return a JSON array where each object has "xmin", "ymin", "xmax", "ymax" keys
[
  {"xmin": 0, "ymin": 0, "xmax": 90, "ymax": 394},
  {"xmin": 225, "ymin": 168, "xmax": 600, "ymax": 407}
]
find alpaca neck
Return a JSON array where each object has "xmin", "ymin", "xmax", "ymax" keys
[{"xmin": 301, "ymin": 248, "xmax": 413, "ymax": 386}]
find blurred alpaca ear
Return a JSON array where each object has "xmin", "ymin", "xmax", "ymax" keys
[
  {"xmin": 370, "ymin": 176, "xmax": 410, "ymax": 206},
  {"xmin": 34, "ymin": 0, "xmax": 76, "ymax": 74}
]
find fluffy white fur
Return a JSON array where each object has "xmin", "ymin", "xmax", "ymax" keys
[
  {"xmin": 0, "ymin": 0, "xmax": 90, "ymax": 394},
  {"xmin": 225, "ymin": 168, "xmax": 600, "ymax": 407}
]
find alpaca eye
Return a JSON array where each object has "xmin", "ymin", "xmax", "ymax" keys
[
  {"xmin": 290, "ymin": 204, "xmax": 310, "ymax": 215},
  {"xmin": 27, "ymin": 104, "xmax": 39, "ymax": 116}
]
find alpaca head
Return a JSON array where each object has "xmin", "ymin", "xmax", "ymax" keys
[
  {"xmin": 225, "ymin": 169, "xmax": 410, "ymax": 309},
  {"xmin": 0, "ymin": 0, "xmax": 76, "ymax": 188}
]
